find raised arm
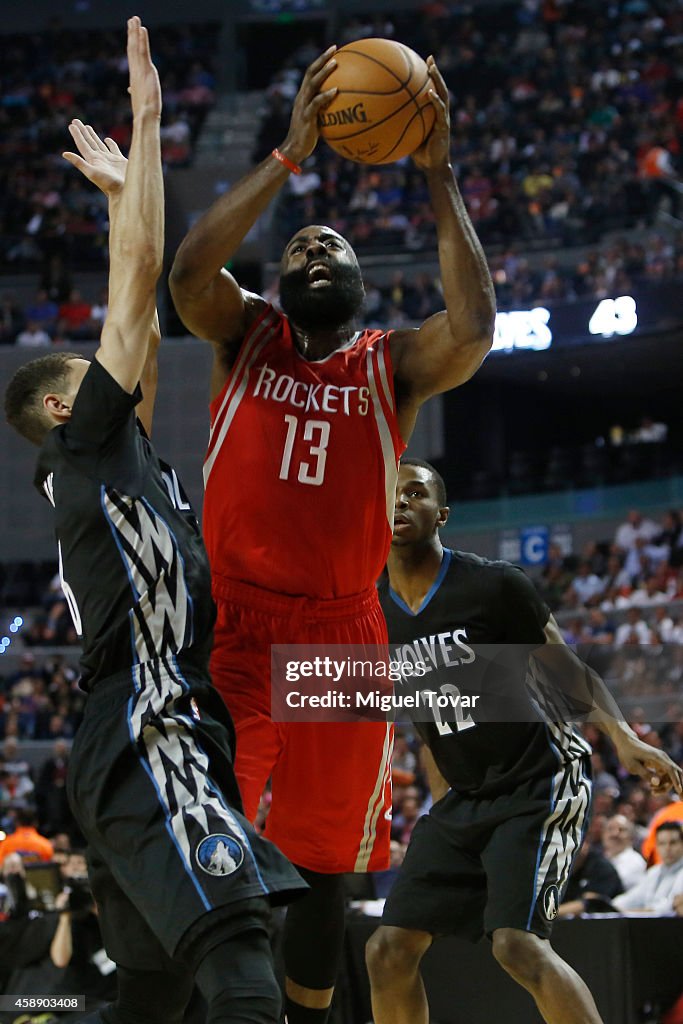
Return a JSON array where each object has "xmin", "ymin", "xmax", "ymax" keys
[
  {"xmin": 391, "ymin": 60, "xmax": 496, "ymax": 441},
  {"xmin": 168, "ymin": 48, "xmax": 338, "ymax": 361},
  {"xmin": 87, "ymin": 17, "xmax": 163, "ymax": 397},
  {"xmin": 137, "ymin": 310, "xmax": 161, "ymax": 437},
  {"xmin": 534, "ymin": 616, "xmax": 683, "ymax": 797},
  {"xmin": 62, "ymin": 119, "xmax": 160, "ymax": 436}
]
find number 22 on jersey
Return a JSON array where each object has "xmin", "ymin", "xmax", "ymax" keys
[{"xmin": 279, "ymin": 414, "xmax": 330, "ymax": 487}]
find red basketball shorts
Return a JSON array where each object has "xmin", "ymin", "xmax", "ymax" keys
[{"xmin": 210, "ymin": 575, "xmax": 393, "ymax": 873}]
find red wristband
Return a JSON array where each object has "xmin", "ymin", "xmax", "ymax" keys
[{"xmin": 272, "ymin": 148, "xmax": 302, "ymax": 175}]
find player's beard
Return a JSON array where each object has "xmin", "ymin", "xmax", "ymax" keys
[{"xmin": 278, "ymin": 263, "xmax": 365, "ymax": 331}]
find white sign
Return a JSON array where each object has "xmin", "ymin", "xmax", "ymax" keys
[
  {"xmin": 492, "ymin": 308, "xmax": 552, "ymax": 352},
  {"xmin": 520, "ymin": 526, "xmax": 548, "ymax": 565},
  {"xmin": 588, "ymin": 295, "xmax": 638, "ymax": 338}
]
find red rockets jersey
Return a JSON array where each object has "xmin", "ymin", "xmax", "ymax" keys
[{"xmin": 203, "ymin": 304, "xmax": 406, "ymax": 598}]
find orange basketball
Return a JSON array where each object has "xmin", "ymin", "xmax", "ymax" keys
[{"xmin": 318, "ymin": 38, "xmax": 436, "ymax": 165}]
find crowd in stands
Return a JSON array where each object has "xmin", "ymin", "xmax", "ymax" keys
[
  {"xmin": 0, "ymin": 22, "xmax": 217, "ymax": 272},
  {"xmin": 2, "ymin": 225, "xmax": 682, "ymax": 347},
  {"xmin": 0, "ymin": 824, "xmax": 115, "ymax": 1015},
  {"xmin": 3, "ymin": 227, "xmax": 682, "ymax": 346},
  {"xmin": 3, "ymin": 2, "xmax": 682, "ymax": 344},
  {"xmin": 0, "ymin": 652, "xmax": 84, "ymax": 743},
  {"xmin": 0, "ymin": 284, "xmax": 107, "ymax": 346},
  {"xmin": 0, "ymin": 736, "xmax": 73, "ymax": 837},
  {"xmin": 540, "ymin": 507, "xmax": 683, "ymax": 616},
  {"xmin": 259, "ymin": 229, "xmax": 683, "ymax": 326},
  {"xmin": 258, "ymin": 0, "xmax": 683, "ymax": 307},
  {"xmin": 368, "ymin": 231, "xmax": 683, "ymax": 323}
]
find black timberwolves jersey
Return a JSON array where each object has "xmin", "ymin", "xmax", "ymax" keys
[
  {"xmin": 34, "ymin": 359, "xmax": 215, "ymax": 691},
  {"xmin": 378, "ymin": 549, "xmax": 591, "ymax": 798}
]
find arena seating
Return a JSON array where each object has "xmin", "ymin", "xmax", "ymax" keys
[
  {"xmin": 261, "ymin": 1, "xmax": 682, "ymax": 271},
  {"xmin": 0, "ymin": 22, "xmax": 218, "ymax": 272}
]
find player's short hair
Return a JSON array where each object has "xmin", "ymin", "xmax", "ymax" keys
[
  {"xmin": 655, "ymin": 821, "xmax": 683, "ymax": 840},
  {"xmin": 400, "ymin": 457, "xmax": 448, "ymax": 507},
  {"xmin": 4, "ymin": 352, "xmax": 84, "ymax": 446}
]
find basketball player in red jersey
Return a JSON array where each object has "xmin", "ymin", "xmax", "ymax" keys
[{"xmin": 170, "ymin": 48, "xmax": 495, "ymax": 1024}]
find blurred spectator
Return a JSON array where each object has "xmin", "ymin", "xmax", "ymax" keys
[
  {"xmin": 0, "ymin": 808, "xmax": 54, "ymax": 867},
  {"xmin": 0, "ymin": 760, "xmax": 35, "ymax": 806},
  {"xmin": 641, "ymin": 799, "xmax": 683, "ymax": 866},
  {"xmin": 392, "ymin": 729, "xmax": 417, "ymax": 777},
  {"xmin": 615, "ymin": 510, "xmax": 660, "ymax": 552},
  {"xmin": 88, "ymin": 287, "xmax": 108, "ymax": 335},
  {"xmin": 252, "ymin": 92, "xmax": 292, "ymax": 165},
  {"xmin": 0, "ymin": 851, "xmax": 31, "ymax": 920},
  {"xmin": 602, "ymin": 553, "xmax": 632, "ymax": 594},
  {"xmin": 563, "ymin": 562, "xmax": 605, "ymax": 608},
  {"xmin": 23, "ymin": 291, "xmax": 58, "ymax": 333},
  {"xmin": 653, "ymin": 510, "xmax": 683, "ymax": 562},
  {"xmin": 631, "ymin": 575, "xmax": 670, "ymax": 608},
  {"xmin": 35, "ymin": 739, "xmax": 72, "ymax": 836},
  {"xmin": 591, "ymin": 753, "xmax": 620, "ymax": 800},
  {"xmin": 537, "ymin": 563, "xmax": 572, "ymax": 611},
  {"xmin": 601, "ymin": 814, "xmax": 647, "ymax": 889},
  {"xmin": 15, "ymin": 321, "xmax": 52, "ymax": 347},
  {"xmin": 57, "ymin": 288, "xmax": 93, "ymax": 340},
  {"xmin": 0, "ymin": 293, "xmax": 25, "ymax": 345},
  {"xmin": 580, "ymin": 542, "xmax": 608, "ymax": 578},
  {"xmin": 1, "ymin": 736, "xmax": 34, "ymax": 801},
  {"xmin": 582, "ymin": 608, "xmax": 615, "ymax": 644},
  {"xmin": 392, "ymin": 786, "xmax": 423, "ymax": 845},
  {"xmin": 613, "ymin": 821, "xmax": 683, "ymax": 913},
  {"xmin": 558, "ymin": 839, "xmax": 624, "ymax": 917},
  {"xmin": 160, "ymin": 113, "xmax": 192, "ymax": 167},
  {"xmin": 652, "ymin": 605, "xmax": 678, "ymax": 643},
  {"xmin": 22, "ymin": 572, "xmax": 80, "ymax": 648},
  {"xmin": 373, "ymin": 839, "xmax": 407, "ymax": 900},
  {"xmin": 50, "ymin": 852, "xmax": 117, "ymax": 1010},
  {"xmin": 41, "ymin": 254, "xmax": 73, "ymax": 303},
  {"xmin": 615, "ymin": 607, "xmax": 653, "ymax": 647}
]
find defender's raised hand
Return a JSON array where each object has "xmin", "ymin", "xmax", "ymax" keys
[
  {"xmin": 126, "ymin": 15, "xmax": 161, "ymax": 120},
  {"xmin": 280, "ymin": 46, "xmax": 338, "ymax": 165},
  {"xmin": 63, "ymin": 120, "xmax": 127, "ymax": 196},
  {"xmin": 411, "ymin": 57, "xmax": 452, "ymax": 172}
]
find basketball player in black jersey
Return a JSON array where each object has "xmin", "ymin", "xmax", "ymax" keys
[
  {"xmin": 367, "ymin": 459, "xmax": 683, "ymax": 1024},
  {"xmin": 4, "ymin": 19, "xmax": 305, "ymax": 1024}
]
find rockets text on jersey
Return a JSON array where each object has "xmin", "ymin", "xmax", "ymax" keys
[{"xmin": 203, "ymin": 304, "xmax": 405, "ymax": 598}]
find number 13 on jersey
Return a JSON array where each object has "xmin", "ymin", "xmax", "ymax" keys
[{"xmin": 279, "ymin": 414, "xmax": 331, "ymax": 487}]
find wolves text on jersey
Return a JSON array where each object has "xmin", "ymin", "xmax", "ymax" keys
[{"xmin": 392, "ymin": 628, "xmax": 476, "ymax": 680}]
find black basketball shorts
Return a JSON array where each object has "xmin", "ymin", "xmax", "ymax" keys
[
  {"xmin": 382, "ymin": 757, "xmax": 592, "ymax": 942},
  {"xmin": 67, "ymin": 657, "xmax": 307, "ymax": 969}
]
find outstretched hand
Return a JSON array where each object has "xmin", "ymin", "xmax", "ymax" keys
[
  {"xmin": 126, "ymin": 15, "xmax": 162, "ymax": 120},
  {"xmin": 615, "ymin": 733, "xmax": 683, "ymax": 796},
  {"xmin": 280, "ymin": 46, "xmax": 338, "ymax": 165},
  {"xmin": 63, "ymin": 120, "xmax": 127, "ymax": 196},
  {"xmin": 412, "ymin": 57, "xmax": 452, "ymax": 172}
]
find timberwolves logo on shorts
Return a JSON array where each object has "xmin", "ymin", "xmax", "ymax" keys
[
  {"xmin": 196, "ymin": 834, "xmax": 244, "ymax": 876},
  {"xmin": 543, "ymin": 884, "xmax": 560, "ymax": 921}
]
